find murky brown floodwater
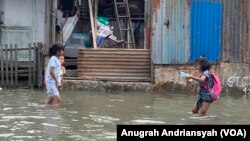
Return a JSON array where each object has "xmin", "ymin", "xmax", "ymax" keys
[{"xmin": 0, "ymin": 89, "xmax": 249, "ymax": 141}]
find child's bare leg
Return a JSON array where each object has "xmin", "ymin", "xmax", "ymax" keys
[
  {"xmin": 47, "ymin": 97, "xmax": 54, "ymax": 105},
  {"xmin": 52, "ymin": 96, "xmax": 61, "ymax": 104},
  {"xmin": 199, "ymin": 102, "xmax": 210, "ymax": 116},
  {"xmin": 56, "ymin": 96, "xmax": 61, "ymax": 104},
  {"xmin": 192, "ymin": 102, "xmax": 199, "ymax": 114}
]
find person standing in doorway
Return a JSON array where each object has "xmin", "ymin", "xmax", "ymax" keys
[{"xmin": 45, "ymin": 43, "xmax": 64, "ymax": 105}]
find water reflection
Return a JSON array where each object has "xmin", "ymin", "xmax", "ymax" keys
[{"xmin": 0, "ymin": 89, "xmax": 249, "ymax": 140}]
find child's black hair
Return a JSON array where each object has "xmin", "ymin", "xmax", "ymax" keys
[
  {"xmin": 199, "ymin": 60, "xmax": 211, "ymax": 72},
  {"xmin": 195, "ymin": 55, "xmax": 206, "ymax": 63},
  {"xmin": 195, "ymin": 56, "xmax": 211, "ymax": 72},
  {"xmin": 49, "ymin": 43, "xmax": 64, "ymax": 57}
]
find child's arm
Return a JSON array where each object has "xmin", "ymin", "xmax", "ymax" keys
[
  {"xmin": 185, "ymin": 74, "xmax": 206, "ymax": 83},
  {"xmin": 50, "ymin": 67, "xmax": 59, "ymax": 86}
]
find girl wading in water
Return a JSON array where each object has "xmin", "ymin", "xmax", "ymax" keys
[
  {"xmin": 45, "ymin": 44, "xmax": 64, "ymax": 105},
  {"xmin": 185, "ymin": 57, "xmax": 214, "ymax": 116}
]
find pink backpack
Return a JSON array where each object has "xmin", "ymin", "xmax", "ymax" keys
[{"xmin": 204, "ymin": 72, "xmax": 222, "ymax": 101}]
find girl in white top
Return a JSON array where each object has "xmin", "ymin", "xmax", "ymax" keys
[{"xmin": 45, "ymin": 44, "xmax": 64, "ymax": 105}]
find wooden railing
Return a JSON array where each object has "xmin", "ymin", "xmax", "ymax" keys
[{"xmin": 0, "ymin": 43, "xmax": 44, "ymax": 88}]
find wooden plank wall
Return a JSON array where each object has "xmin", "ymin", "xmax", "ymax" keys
[{"xmin": 77, "ymin": 49, "xmax": 151, "ymax": 82}]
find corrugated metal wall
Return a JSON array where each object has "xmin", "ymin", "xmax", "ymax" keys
[
  {"xmin": 163, "ymin": 0, "xmax": 190, "ymax": 64},
  {"xmin": 151, "ymin": 0, "xmax": 164, "ymax": 64},
  {"xmin": 151, "ymin": 0, "xmax": 190, "ymax": 64},
  {"xmin": 222, "ymin": 0, "xmax": 249, "ymax": 63},
  {"xmin": 247, "ymin": 1, "xmax": 250, "ymax": 63},
  {"xmin": 190, "ymin": 0, "xmax": 222, "ymax": 63},
  {"xmin": 151, "ymin": 0, "xmax": 250, "ymax": 64}
]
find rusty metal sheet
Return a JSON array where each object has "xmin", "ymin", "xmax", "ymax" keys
[
  {"xmin": 247, "ymin": 0, "xmax": 250, "ymax": 63},
  {"xmin": 152, "ymin": 0, "xmax": 190, "ymax": 64},
  {"xmin": 222, "ymin": 0, "xmax": 248, "ymax": 63}
]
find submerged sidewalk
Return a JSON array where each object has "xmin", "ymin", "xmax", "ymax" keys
[
  {"xmin": 63, "ymin": 80, "xmax": 199, "ymax": 95},
  {"xmin": 63, "ymin": 80, "xmax": 153, "ymax": 92},
  {"xmin": 63, "ymin": 79, "xmax": 243, "ymax": 96}
]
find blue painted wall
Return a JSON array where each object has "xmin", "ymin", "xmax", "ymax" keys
[{"xmin": 190, "ymin": 0, "xmax": 222, "ymax": 63}]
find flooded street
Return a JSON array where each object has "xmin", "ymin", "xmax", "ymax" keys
[{"xmin": 0, "ymin": 89, "xmax": 250, "ymax": 141}]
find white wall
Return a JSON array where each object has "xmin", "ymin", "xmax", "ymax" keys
[{"xmin": 1, "ymin": 0, "xmax": 46, "ymax": 47}]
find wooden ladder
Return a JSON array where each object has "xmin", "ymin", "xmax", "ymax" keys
[
  {"xmin": 113, "ymin": 0, "xmax": 135, "ymax": 48},
  {"xmin": 79, "ymin": 0, "xmax": 89, "ymax": 20}
]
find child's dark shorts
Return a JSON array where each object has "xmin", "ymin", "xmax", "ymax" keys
[{"xmin": 197, "ymin": 93, "xmax": 213, "ymax": 109}]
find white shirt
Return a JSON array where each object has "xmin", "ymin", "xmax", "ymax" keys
[{"xmin": 45, "ymin": 56, "xmax": 61, "ymax": 83}]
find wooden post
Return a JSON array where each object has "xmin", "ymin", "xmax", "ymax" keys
[
  {"xmin": 151, "ymin": 61, "xmax": 154, "ymax": 84},
  {"xmin": 5, "ymin": 45, "xmax": 9, "ymax": 87},
  {"xmin": 94, "ymin": 0, "xmax": 99, "ymax": 34},
  {"xmin": 33, "ymin": 43, "xmax": 36, "ymax": 87},
  {"xmin": 10, "ymin": 44, "xmax": 13, "ymax": 86},
  {"xmin": 37, "ymin": 43, "xmax": 42, "ymax": 88},
  {"xmin": 15, "ymin": 44, "xmax": 18, "ymax": 86},
  {"xmin": 0, "ymin": 44, "xmax": 3, "ymax": 87},
  {"xmin": 88, "ymin": 0, "xmax": 97, "ymax": 49},
  {"xmin": 28, "ymin": 43, "xmax": 32, "ymax": 87},
  {"xmin": 51, "ymin": 0, "xmax": 57, "ymax": 44},
  {"xmin": 44, "ymin": 0, "xmax": 52, "ymax": 55}
]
